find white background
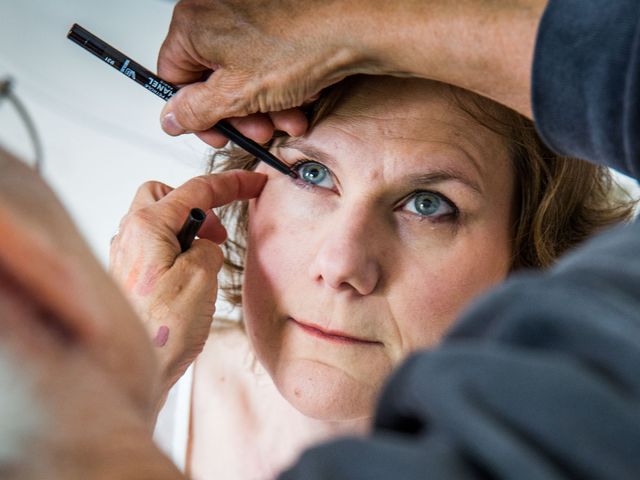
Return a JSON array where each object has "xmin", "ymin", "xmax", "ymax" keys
[{"xmin": 0, "ymin": 0, "xmax": 209, "ymax": 266}]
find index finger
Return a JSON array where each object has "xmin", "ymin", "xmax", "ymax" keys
[{"xmin": 159, "ymin": 170, "xmax": 267, "ymax": 227}]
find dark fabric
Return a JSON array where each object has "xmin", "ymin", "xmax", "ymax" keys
[
  {"xmin": 532, "ymin": 0, "xmax": 640, "ymax": 178},
  {"xmin": 280, "ymin": 1, "xmax": 640, "ymax": 478}
]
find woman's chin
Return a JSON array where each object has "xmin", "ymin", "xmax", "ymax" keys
[{"xmin": 272, "ymin": 359, "xmax": 380, "ymax": 421}]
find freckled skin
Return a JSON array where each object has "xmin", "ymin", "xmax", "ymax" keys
[
  {"xmin": 0, "ymin": 150, "xmax": 179, "ymax": 479},
  {"xmin": 241, "ymin": 78, "xmax": 515, "ymax": 421},
  {"xmin": 136, "ymin": 265, "xmax": 167, "ymax": 297}
]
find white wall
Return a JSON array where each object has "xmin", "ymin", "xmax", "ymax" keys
[{"xmin": 0, "ymin": 0, "xmax": 210, "ymax": 267}]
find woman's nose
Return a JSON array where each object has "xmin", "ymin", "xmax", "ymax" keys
[{"xmin": 307, "ymin": 210, "xmax": 382, "ymax": 296}]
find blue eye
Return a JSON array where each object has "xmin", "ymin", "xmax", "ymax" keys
[
  {"xmin": 295, "ymin": 161, "xmax": 335, "ymax": 189},
  {"xmin": 403, "ymin": 191, "xmax": 457, "ymax": 219}
]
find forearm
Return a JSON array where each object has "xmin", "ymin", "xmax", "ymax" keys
[
  {"xmin": 358, "ymin": 0, "xmax": 548, "ymax": 118},
  {"xmin": 158, "ymin": 0, "xmax": 547, "ymax": 137}
]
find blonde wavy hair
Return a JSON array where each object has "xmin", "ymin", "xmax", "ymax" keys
[{"xmin": 208, "ymin": 77, "xmax": 636, "ymax": 306}]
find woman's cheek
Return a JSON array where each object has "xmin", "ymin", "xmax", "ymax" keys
[
  {"xmin": 256, "ymin": 180, "xmax": 337, "ymax": 231},
  {"xmin": 285, "ymin": 184, "xmax": 338, "ymax": 216},
  {"xmin": 247, "ymin": 186, "xmax": 327, "ymax": 284}
]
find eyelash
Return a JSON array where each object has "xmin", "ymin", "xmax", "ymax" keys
[
  {"xmin": 289, "ymin": 159, "xmax": 460, "ymax": 223},
  {"xmin": 399, "ymin": 190, "xmax": 460, "ymax": 224},
  {"xmin": 290, "ymin": 159, "xmax": 336, "ymax": 191}
]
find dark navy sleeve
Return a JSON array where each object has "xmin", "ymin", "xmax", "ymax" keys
[
  {"xmin": 532, "ymin": 0, "xmax": 640, "ymax": 177},
  {"xmin": 279, "ymin": 1, "xmax": 640, "ymax": 479}
]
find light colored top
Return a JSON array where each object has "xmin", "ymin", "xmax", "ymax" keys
[
  {"xmin": 154, "ymin": 363, "xmax": 193, "ymax": 473},
  {"xmin": 154, "ymin": 321, "xmax": 369, "ymax": 480}
]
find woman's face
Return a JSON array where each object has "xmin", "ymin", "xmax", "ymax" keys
[{"xmin": 243, "ymin": 78, "xmax": 515, "ymax": 420}]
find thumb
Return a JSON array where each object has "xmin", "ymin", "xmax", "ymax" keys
[{"xmin": 160, "ymin": 70, "xmax": 252, "ymax": 135}]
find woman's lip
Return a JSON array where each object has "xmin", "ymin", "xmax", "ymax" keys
[{"xmin": 289, "ymin": 318, "xmax": 381, "ymax": 346}]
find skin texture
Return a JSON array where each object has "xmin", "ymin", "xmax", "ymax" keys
[
  {"xmin": 0, "ymin": 150, "xmax": 184, "ymax": 480},
  {"xmin": 242, "ymin": 77, "xmax": 515, "ymax": 420},
  {"xmin": 109, "ymin": 170, "xmax": 267, "ymax": 401},
  {"xmin": 158, "ymin": 0, "xmax": 548, "ymax": 147}
]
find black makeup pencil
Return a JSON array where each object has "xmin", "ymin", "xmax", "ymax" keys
[
  {"xmin": 177, "ymin": 208, "xmax": 206, "ymax": 252},
  {"xmin": 67, "ymin": 23, "xmax": 297, "ymax": 178}
]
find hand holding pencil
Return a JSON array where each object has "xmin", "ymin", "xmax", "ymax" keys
[
  {"xmin": 68, "ymin": 24, "xmax": 298, "ymax": 178},
  {"xmin": 69, "ymin": 23, "xmax": 271, "ymax": 399},
  {"xmin": 108, "ymin": 171, "xmax": 266, "ymax": 399}
]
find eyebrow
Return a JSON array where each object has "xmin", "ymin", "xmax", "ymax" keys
[
  {"xmin": 407, "ymin": 169, "xmax": 483, "ymax": 195},
  {"xmin": 278, "ymin": 139, "xmax": 338, "ymax": 169},
  {"xmin": 278, "ymin": 138, "xmax": 483, "ymax": 195}
]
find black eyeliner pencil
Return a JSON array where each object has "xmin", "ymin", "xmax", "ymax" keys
[
  {"xmin": 177, "ymin": 208, "xmax": 206, "ymax": 252},
  {"xmin": 67, "ymin": 23, "xmax": 297, "ymax": 178}
]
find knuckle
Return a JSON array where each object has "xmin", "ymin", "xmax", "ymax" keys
[
  {"xmin": 251, "ymin": 71, "xmax": 305, "ymax": 114},
  {"xmin": 179, "ymin": 176, "xmax": 215, "ymax": 202},
  {"xmin": 203, "ymin": 241, "xmax": 225, "ymax": 268},
  {"xmin": 135, "ymin": 180, "xmax": 165, "ymax": 197},
  {"xmin": 210, "ymin": 244, "xmax": 225, "ymax": 268},
  {"xmin": 173, "ymin": 0, "xmax": 189, "ymax": 18},
  {"xmin": 176, "ymin": 89, "xmax": 216, "ymax": 131},
  {"xmin": 173, "ymin": 0, "xmax": 199, "ymax": 24},
  {"xmin": 216, "ymin": 73, "xmax": 254, "ymax": 117},
  {"xmin": 189, "ymin": 175, "xmax": 212, "ymax": 189},
  {"xmin": 191, "ymin": 242, "xmax": 224, "ymax": 274},
  {"xmin": 123, "ymin": 208, "xmax": 156, "ymax": 233}
]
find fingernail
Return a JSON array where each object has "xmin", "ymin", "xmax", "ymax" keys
[{"xmin": 161, "ymin": 111, "xmax": 185, "ymax": 135}]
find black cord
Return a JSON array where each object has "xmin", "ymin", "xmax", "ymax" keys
[
  {"xmin": 0, "ymin": 78, "xmax": 11, "ymax": 98},
  {"xmin": 0, "ymin": 77, "xmax": 44, "ymax": 173}
]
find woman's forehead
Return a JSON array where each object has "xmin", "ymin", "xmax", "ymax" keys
[
  {"xmin": 329, "ymin": 77, "xmax": 464, "ymax": 119},
  {"xmin": 302, "ymin": 78, "xmax": 509, "ymax": 171},
  {"xmin": 315, "ymin": 78, "xmax": 505, "ymax": 147}
]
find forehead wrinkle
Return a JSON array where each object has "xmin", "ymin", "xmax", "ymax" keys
[
  {"xmin": 326, "ymin": 111, "xmax": 490, "ymax": 179},
  {"xmin": 329, "ymin": 107, "xmax": 477, "ymax": 129},
  {"xmin": 277, "ymin": 137, "xmax": 482, "ymax": 196},
  {"xmin": 281, "ymin": 110, "xmax": 495, "ymax": 192}
]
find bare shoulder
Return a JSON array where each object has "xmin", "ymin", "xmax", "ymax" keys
[
  {"xmin": 195, "ymin": 318, "xmax": 263, "ymax": 389},
  {"xmin": 210, "ymin": 317, "xmax": 248, "ymax": 348}
]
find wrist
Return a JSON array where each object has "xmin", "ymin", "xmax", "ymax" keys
[
  {"xmin": 152, "ymin": 347, "xmax": 194, "ymax": 415},
  {"xmin": 350, "ymin": 0, "xmax": 548, "ymax": 117}
]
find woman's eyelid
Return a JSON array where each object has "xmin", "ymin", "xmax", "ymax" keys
[
  {"xmin": 290, "ymin": 158, "xmax": 319, "ymax": 169},
  {"xmin": 275, "ymin": 145, "xmax": 342, "ymax": 189},
  {"xmin": 292, "ymin": 158, "xmax": 340, "ymax": 191},
  {"xmin": 398, "ymin": 189, "xmax": 459, "ymax": 214}
]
